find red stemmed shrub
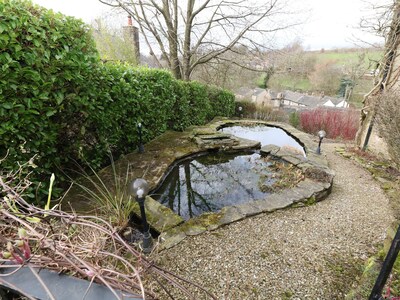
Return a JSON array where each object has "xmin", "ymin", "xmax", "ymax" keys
[{"xmin": 300, "ymin": 108, "xmax": 359, "ymax": 140}]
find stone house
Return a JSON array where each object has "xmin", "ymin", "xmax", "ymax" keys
[
  {"xmin": 281, "ymin": 90, "xmax": 349, "ymax": 109},
  {"xmin": 251, "ymin": 88, "xmax": 268, "ymax": 104},
  {"xmin": 235, "ymin": 88, "xmax": 349, "ymax": 109},
  {"xmin": 235, "ymin": 87, "xmax": 254, "ymax": 101},
  {"xmin": 322, "ymin": 96, "xmax": 349, "ymax": 108}
]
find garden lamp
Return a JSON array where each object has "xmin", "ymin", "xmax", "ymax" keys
[
  {"xmin": 238, "ymin": 106, "xmax": 243, "ymax": 118},
  {"xmin": 316, "ymin": 130, "xmax": 326, "ymax": 155},
  {"xmin": 129, "ymin": 178, "xmax": 153, "ymax": 254},
  {"xmin": 137, "ymin": 122, "xmax": 144, "ymax": 153}
]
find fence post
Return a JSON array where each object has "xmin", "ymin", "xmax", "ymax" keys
[{"xmin": 369, "ymin": 225, "xmax": 400, "ymax": 300}]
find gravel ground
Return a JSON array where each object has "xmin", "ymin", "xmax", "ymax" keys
[{"xmin": 156, "ymin": 142, "xmax": 394, "ymax": 299}]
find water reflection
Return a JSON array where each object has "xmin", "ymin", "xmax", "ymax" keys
[
  {"xmin": 220, "ymin": 125, "xmax": 305, "ymax": 156},
  {"xmin": 152, "ymin": 152, "xmax": 276, "ymax": 220}
]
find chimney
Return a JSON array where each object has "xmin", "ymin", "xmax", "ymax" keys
[{"xmin": 123, "ymin": 15, "xmax": 140, "ymax": 64}]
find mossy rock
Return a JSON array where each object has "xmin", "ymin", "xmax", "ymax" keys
[
  {"xmin": 131, "ymin": 196, "xmax": 184, "ymax": 233},
  {"xmin": 178, "ymin": 213, "xmax": 223, "ymax": 233},
  {"xmin": 192, "ymin": 127, "xmax": 218, "ymax": 136}
]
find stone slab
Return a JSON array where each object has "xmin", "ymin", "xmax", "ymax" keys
[
  {"xmin": 260, "ymin": 144, "xmax": 280, "ymax": 155},
  {"xmin": 234, "ymin": 202, "xmax": 261, "ymax": 217},
  {"xmin": 131, "ymin": 196, "xmax": 184, "ymax": 233},
  {"xmin": 218, "ymin": 206, "xmax": 245, "ymax": 226},
  {"xmin": 159, "ymin": 231, "xmax": 187, "ymax": 250},
  {"xmin": 184, "ymin": 225, "xmax": 207, "ymax": 236},
  {"xmin": 0, "ymin": 263, "xmax": 141, "ymax": 300}
]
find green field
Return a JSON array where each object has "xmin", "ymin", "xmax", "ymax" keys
[
  {"xmin": 268, "ymin": 74, "xmax": 312, "ymax": 92},
  {"xmin": 313, "ymin": 49, "xmax": 383, "ymax": 67},
  {"xmin": 266, "ymin": 48, "xmax": 383, "ymax": 107}
]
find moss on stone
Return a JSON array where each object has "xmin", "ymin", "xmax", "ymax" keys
[
  {"xmin": 192, "ymin": 127, "xmax": 219, "ymax": 136},
  {"xmin": 176, "ymin": 212, "xmax": 223, "ymax": 233},
  {"xmin": 130, "ymin": 197, "xmax": 184, "ymax": 233},
  {"xmin": 304, "ymin": 195, "xmax": 316, "ymax": 206}
]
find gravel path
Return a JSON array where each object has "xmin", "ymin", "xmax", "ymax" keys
[{"xmin": 156, "ymin": 143, "xmax": 394, "ymax": 299}]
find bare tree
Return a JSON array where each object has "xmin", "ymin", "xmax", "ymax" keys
[
  {"xmin": 356, "ymin": 0, "xmax": 400, "ymax": 149},
  {"xmin": 98, "ymin": 0, "xmax": 298, "ymax": 80}
]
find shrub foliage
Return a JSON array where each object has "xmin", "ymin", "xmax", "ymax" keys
[
  {"xmin": 234, "ymin": 101, "xmax": 287, "ymax": 122},
  {"xmin": 299, "ymin": 108, "xmax": 359, "ymax": 140},
  {"xmin": 377, "ymin": 91, "xmax": 400, "ymax": 166},
  {"xmin": 0, "ymin": 0, "xmax": 235, "ymax": 202}
]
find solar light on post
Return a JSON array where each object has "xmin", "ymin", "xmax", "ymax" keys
[
  {"xmin": 129, "ymin": 178, "xmax": 153, "ymax": 254},
  {"xmin": 238, "ymin": 106, "xmax": 243, "ymax": 118},
  {"xmin": 316, "ymin": 130, "xmax": 326, "ymax": 155},
  {"xmin": 137, "ymin": 122, "xmax": 144, "ymax": 153}
]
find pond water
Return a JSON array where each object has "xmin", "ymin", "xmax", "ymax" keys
[
  {"xmin": 152, "ymin": 151, "xmax": 278, "ymax": 220},
  {"xmin": 219, "ymin": 125, "xmax": 305, "ymax": 156}
]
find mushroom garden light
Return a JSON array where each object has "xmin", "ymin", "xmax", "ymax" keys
[
  {"xmin": 316, "ymin": 130, "xmax": 326, "ymax": 155},
  {"xmin": 238, "ymin": 106, "xmax": 243, "ymax": 118},
  {"xmin": 129, "ymin": 178, "xmax": 153, "ymax": 254}
]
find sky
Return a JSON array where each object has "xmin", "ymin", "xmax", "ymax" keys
[{"xmin": 31, "ymin": 0, "xmax": 387, "ymax": 51}]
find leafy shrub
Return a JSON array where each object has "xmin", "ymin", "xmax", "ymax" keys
[
  {"xmin": 299, "ymin": 108, "xmax": 359, "ymax": 140},
  {"xmin": 235, "ymin": 101, "xmax": 287, "ymax": 122},
  {"xmin": 61, "ymin": 65, "xmax": 178, "ymax": 170},
  {"xmin": 0, "ymin": 0, "xmax": 235, "ymax": 202},
  {"xmin": 235, "ymin": 101, "xmax": 258, "ymax": 117},
  {"xmin": 207, "ymin": 85, "xmax": 236, "ymax": 118},
  {"xmin": 169, "ymin": 82, "xmax": 235, "ymax": 131},
  {"xmin": 0, "ymin": 0, "xmax": 99, "ymax": 200},
  {"xmin": 184, "ymin": 81, "xmax": 211, "ymax": 125},
  {"xmin": 289, "ymin": 112, "xmax": 300, "ymax": 128}
]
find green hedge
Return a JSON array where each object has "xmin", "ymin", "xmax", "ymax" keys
[
  {"xmin": 0, "ymin": 0, "xmax": 99, "ymax": 200},
  {"xmin": 0, "ymin": 0, "xmax": 235, "ymax": 202}
]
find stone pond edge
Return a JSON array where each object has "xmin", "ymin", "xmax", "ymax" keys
[{"xmin": 148, "ymin": 118, "xmax": 335, "ymax": 251}]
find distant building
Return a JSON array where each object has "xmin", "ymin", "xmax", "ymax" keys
[
  {"xmin": 251, "ymin": 88, "xmax": 268, "ymax": 104},
  {"xmin": 235, "ymin": 87, "xmax": 254, "ymax": 101},
  {"xmin": 123, "ymin": 16, "xmax": 140, "ymax": 63},
  {"xmin": 235, "ymin": 88, "xmax": 282, "ymax": 108},
  {"xmin": 281, "ymin": 90, "xmax": 349, "ymax": 109},
  {"xmin": 322, "ymin": 96, "xmax": 349, "ymax": 108},
  {"xmin": 235, "ymin": 88, "xmax": 349, "ymax": 109}
]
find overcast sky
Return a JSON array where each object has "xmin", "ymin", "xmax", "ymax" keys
[{"xmin": 31, "ymin": 0, "xmax": 386, "ymax": 51}]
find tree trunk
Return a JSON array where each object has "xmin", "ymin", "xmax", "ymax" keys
[
  {"xmin": 169, "ymin": 35, "xmax": 182, "ymax": 80},
  {"xmin": 356, "ymin": 2, "xmax": 400, "ymax": 148}
]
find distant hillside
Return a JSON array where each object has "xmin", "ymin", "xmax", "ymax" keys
[
  {"xmin": 266, "ymin": 47, "xmax": 384, "ymax": 107},
  {"xmin": 311, "ymin": 48, "xmax": 383, "ymax": 69}
]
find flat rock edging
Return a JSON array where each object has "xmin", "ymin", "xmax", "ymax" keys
[{"xmin": 156, "ymin": 118, "xmax": 335, "ymax": 250}]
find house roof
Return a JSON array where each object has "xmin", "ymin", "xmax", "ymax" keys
[
  {"xmin": 266, "ymin": 89, "xmax": 279, "ymax": 99},
  {"xmin": 283, "ymin": 90, "xmax": 303, "ymax": 102},
  {"xmin": 322, "ymin": 96, "xmax": 346, "ymax": 106},
  {"xmin": 235, "ymin": 87, "xmax": 253, "ymax": 98},
  {"xmin": 281, "ymin": 90, "xmax": 348, "ymax": 108},
  {"xmin": 297, "ymin": 95, "xmax": 323, "ymax": 107},
  {"xmin": 253, "ymin": 88, "xmax": 266, "ymax": 96}
]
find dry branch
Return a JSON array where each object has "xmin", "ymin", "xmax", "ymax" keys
[{"xmin": 0, "ymin": 169, "xmax": 216, "ymax": 299}]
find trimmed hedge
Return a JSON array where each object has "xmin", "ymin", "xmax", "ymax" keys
[
  {"xmin": 0, "ymin": 0, "xmax": 235, "ymax": 202},
  {"xmin": 0, "ymin": 0, "xmax": 99, "ymax": 200}
]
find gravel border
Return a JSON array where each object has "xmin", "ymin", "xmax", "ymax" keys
[{"xmin": 155, "ymin": 142, "xmax": 394, "ymax": 299}]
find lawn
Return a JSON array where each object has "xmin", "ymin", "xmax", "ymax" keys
[
  {"xmin": 268, "ymin": 73, "xmax": 312, "ymax": 92},
  {"xmin": 312, "ymin": 48, "xmax": 383, "ymax": 69}
]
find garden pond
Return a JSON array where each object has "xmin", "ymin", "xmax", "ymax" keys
[
  {"xmin": 152, "ymin": 124, "xmax": 305, "ymax": 220},
  {"xmin": 219, "ymin": 124, "xmax": 305, "ymax": 156}
]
